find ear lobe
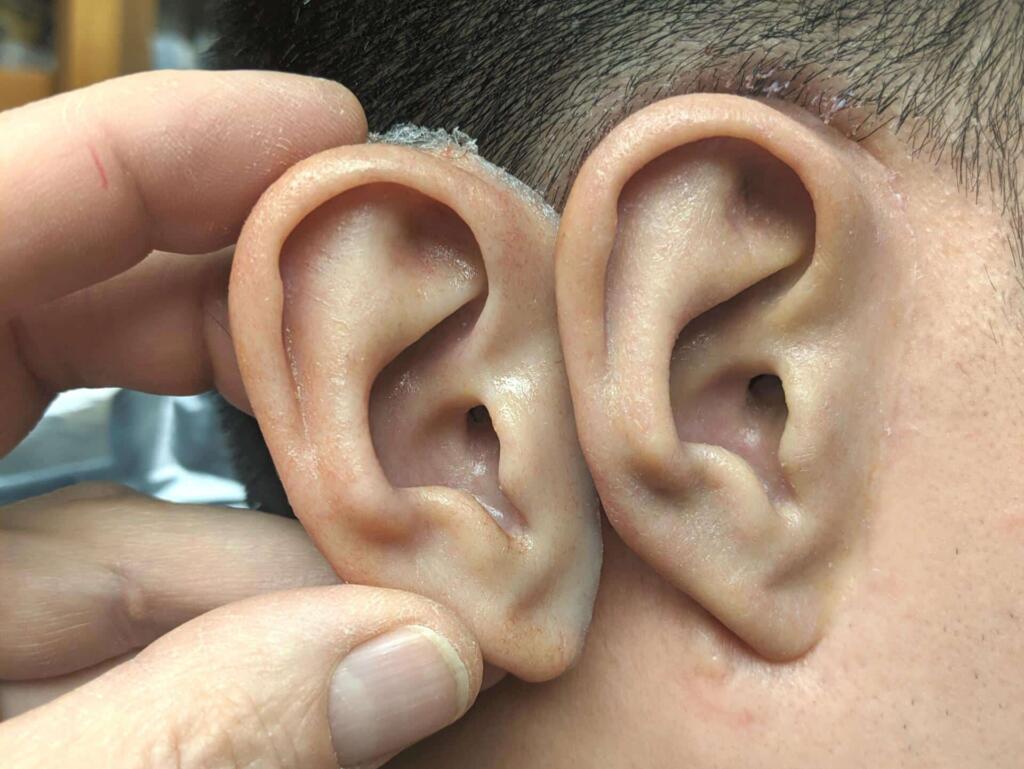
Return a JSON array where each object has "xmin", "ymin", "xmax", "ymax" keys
[
  {"xmin": 557, "ymin": 94, "xmax": 882, "ymax": 660},
  {"xmin": 230, "ymin": 143, "xmax": 602, "ymax": 681}
]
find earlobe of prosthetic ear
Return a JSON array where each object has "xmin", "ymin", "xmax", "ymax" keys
[
  {"xmin": 557, "ymin": 94, "xmax": 881, "ymax": 660},
  {"xmin": 230, "ymin": 143, "xmax": 602, "ymax": 681}
]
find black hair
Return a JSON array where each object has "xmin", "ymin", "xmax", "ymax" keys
[{"xmin": 209, "ymin": 0, "xmax": 1024, "ymax": 513}]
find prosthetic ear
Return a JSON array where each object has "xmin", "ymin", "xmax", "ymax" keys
[
  {"xmin": 557, "ymin": 94, "xmax": 893, "ymax": 660},
  {"xmin": 230, "ymin": 143, "xmax": 602, "ymax": 681}
]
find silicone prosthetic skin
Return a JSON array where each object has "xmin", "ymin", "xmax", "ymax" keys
[{"xmin": 228, "ymin": 127, "xmax": 603, "ymax": 683}]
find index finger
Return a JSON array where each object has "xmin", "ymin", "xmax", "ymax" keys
[{"xmin": 0, "ymin": 70, "xmax": 367, "ymax": 313}]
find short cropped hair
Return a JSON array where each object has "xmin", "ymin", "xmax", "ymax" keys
[{"xmin": 214, "ymin": 1, "xmax": 1022, "ymax": 242}]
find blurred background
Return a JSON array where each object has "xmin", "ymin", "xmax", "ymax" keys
[
  {"xmin": 0, "ymin": 0, "xmax": 218, "ymax": 109},
  {"xmin": 0, "ymin": 0, "xmax": 248, "ymax": 507}
]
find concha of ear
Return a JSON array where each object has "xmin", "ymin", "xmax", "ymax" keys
[
  {"xmin": 229, "ymin": 142, "xmax": 603, "ymax": 681},
  {"xmin": 556, "ymin": 94, "xmax": 895, "ymax": 661}
]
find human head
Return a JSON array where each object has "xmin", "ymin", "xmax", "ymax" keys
[{"xmin": 215, "ymin": 1, "xmax": 1024, "ymax": 765}]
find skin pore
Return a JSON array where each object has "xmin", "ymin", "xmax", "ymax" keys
[{"xmin": 212, "ymin": 1, "xmax": 1024, "ymax": 766}]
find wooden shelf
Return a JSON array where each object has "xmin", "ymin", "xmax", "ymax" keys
[
  {"xmin": 0, "ymin": 68, "xmax": 54, "ymax": 111},
  {"xmin": 0, "ymin": 0, "xmax": 156, "ymax": 111}
]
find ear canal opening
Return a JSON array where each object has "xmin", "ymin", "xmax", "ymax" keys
[
  {"xmin": 368, "ymin": 296, "xmax": 527, "ymax": 537},
  {"xmin": 746, "ymin": 373, "xmax": 790, "ymax": 500},
  {"xmin": 747, "ymin": 373, "xmax": 787, "ymax": 420},
  {"xmin": 371, "ymin": 351, "xmax": 527, "ymax": 535},
  {"xmin": 672, "ymin": 367, "xmax": 792, "ymax": 503},
  {"xmin": 462, "ymin": 404, "xmax": 522, "ymax": 533},
  {"xmin": 467, "ymin": 403, "xmax": 491, "ymax": 426},
  {"xmin": 657, "ymin": 140, "xmax": 813, "ymax": 507}
]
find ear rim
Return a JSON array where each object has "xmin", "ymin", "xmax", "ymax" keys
[
  {"xmin": 555, "ymin": 94, "xmax": 872, "ymax": 661},
  {"xmin": 229, "ymin": 143, "xmax": 602, "ymax": 681}
]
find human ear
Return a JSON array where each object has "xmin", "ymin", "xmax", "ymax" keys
[
  {"xmin": 229, "ymin": 141, "xmax": 602, "ymax": 681},
  {"xmin": 556, "ymin": 94, "xmax": 899, "ymax": 660}
]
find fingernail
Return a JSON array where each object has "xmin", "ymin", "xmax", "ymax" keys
[{"xmin": 329, "ymin": 625, "xmax": 471, "ymax": 766}]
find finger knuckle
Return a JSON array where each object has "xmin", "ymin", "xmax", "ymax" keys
[{"xmin": 107, "ymin": 566, "xmax": 154, "ymax": 650}]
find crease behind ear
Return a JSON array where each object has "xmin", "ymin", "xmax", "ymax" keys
[
  {"xmin": 557, "ymin": 94, "xmax": 894, "ymax": 660},
  {"xmin": 230, "ymin": 143, "xmax": 602, "ymax": 681}
]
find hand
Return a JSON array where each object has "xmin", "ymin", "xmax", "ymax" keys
[
  {"xmin": 0, "ymin": 68, "xmax": 369, "ymax": 451},
  {"xmin": 0, "ymin": 71, "xmax": 483, "ymax": 768},
  {"xmin": 0, "ymin": 485, "xmax": 481, "ymax": 769}
]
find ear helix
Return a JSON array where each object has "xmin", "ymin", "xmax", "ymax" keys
[
  {"xmin": 230, "ymin": 141, "xmax": 602, "ymax": 680},
  {"xmin": 556, "ymin": 95, "xmax": 874, "ymax": 660}
]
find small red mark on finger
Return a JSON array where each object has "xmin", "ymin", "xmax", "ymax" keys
[{"xmin": 87, "ymin": 143, "xmax": 108, "ymax": 189}]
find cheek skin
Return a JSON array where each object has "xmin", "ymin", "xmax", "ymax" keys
[
  {"xmin": 851, "ymin": 140, "xmax": 1024, "ymax": 763},
  {"xmin": 391, "ymin": 523, "xmax": 815, "ymax": 769}
]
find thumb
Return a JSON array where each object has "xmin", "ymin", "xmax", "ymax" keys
[{"xmin": 0, "ymin": 585, "xmax": 482, "ymax": 769}]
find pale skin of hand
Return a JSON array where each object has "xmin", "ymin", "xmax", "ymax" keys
[{"xmin": 0, "ymin": 71, "xmax": 482, "ymax": 769}]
